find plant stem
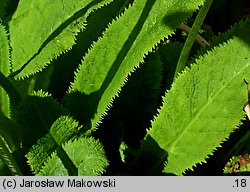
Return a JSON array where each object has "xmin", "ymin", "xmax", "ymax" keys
[
  {"xmin": 0, "ymin": 71, "xmax": 22, "ymax": 105},
  {"xmin": 174, "ymin": 0, "xmax": 213, "ymax": 79},
  {"xmin": 0, "ymin": 72, "xmax": 23, "ymax": 175},
  {"xmin": 0, "ymin": 136, "xmax": 22, "ymax": 175},
  {"xmin": 179, "ymin": 23, "xmax": 210, "ymax": 47}
]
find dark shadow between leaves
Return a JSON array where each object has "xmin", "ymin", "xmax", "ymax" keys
[
  {"xmin": 12, "ymin": 95, "xmax": 67, "ymax": 150},
  {"xmin": 1, "ymin": 0, "xmax": 19, "ymax": 25},
  {"xmin": 163, "ymin": 10, "xmax": 195, "ymax": 31},
  {"xmin": 128, "ymin": 135, "xmax": 174, "ymax": 176},
  {"xmin": 92, "ymin": 51, "xmax": 163, "ymax": 175},
  {"xmin": 62, "ymin": 91, "xmax": 101, "ymax": 133}
]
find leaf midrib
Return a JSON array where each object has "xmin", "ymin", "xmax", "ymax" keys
[{"xmin": 168, "ymin": 60, "xmax": 250, "ymax": 154}]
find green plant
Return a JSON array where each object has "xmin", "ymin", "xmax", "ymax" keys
[{"xmin": 0, "ymin": 0, "xmax": 249, "ymax": 176}]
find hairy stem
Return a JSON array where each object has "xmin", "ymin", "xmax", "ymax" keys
[{"xmin": 174, "ymin": 0, "xmax": 213, "ymax": 79}]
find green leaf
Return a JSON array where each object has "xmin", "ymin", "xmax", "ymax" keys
[
  {"xmin": 26, "ymin": 115, "xmax": 82, "ymax": 174},
  {"xmin": 147, "ymin": 18, "xmax": 250, "ymax": 175},
  {"xmin": 0, "ymin": 23, "xmax": 10, "ymax": 117},
  {"xmin": 9, "ymin": 0, "xmax": 113, "ymax": 79},
  {"xmin": 50, "ymin": 116, "xmax": 82, "ymax": 145},
  {"xmin": 68, "ymin": 0, "xmax": 204, "ymax": 133},
  {"xmin": 26, "ymin": 134, "xmax": 57, "ymax": 174},
  {"xmin": 0, "ymin": 24, "xmax": 22, "ymax": 175},
  {"xmin": 48, "ymin": 0, "xmax": 131, "ymax": 100},
  {"xmin": 37, "ymin": 137, "xmax": 108, "ymax": 176}
]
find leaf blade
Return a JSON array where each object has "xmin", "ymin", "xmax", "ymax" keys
[
  {"xmin": 148, "ymin": 19, "xmax": 250, "ymax": 175},
  {"xmin": 0, "ymin": 23, "xmax": 10, "ymax": 117},
  {"xmin": 37, "ymin": 137, "xmax": 108, "ymax": 176},
  {"xmin": 26, "ymin": 115, "xmax": 82, "ymax": 174},
  {"xmin": 9, "ymin": 0, "xmax": 113, "ymax": 79},
  {"xmin": 69, "ymin": 0, "xmax": 204, "ymax": 132}
]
